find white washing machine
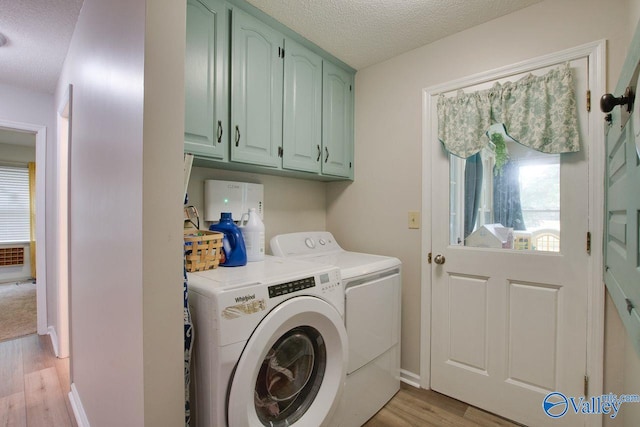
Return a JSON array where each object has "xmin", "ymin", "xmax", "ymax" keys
[
  {"xmin": 270, "ymin": 232, "xmax": 401, "ymax": 427},
  {"xmin": 187, "ymin": 256, "xmax": 348, "ymax": 427}
]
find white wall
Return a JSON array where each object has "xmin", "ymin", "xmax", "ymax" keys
[
  {"xmin": 622, "ymin": 339, "xmax": 640, "ymax": 423},
  {"xmin": 603, "ymin": 293, "xmax": 640, "ymax": 426},
  {"xmin": 187, "ymin": 167, "xmax": 327, "ymax": 246},
  {"xmin": 0, "ymin": 142, "xmax": 35, "ymax": 163},
  {"xmin": 55, "ymin": 0, "xmax": 184, "ymax": 424},
  {"xmin": 327, "ymin": 0, "xmax": 640, "ymax": 410},
  {"xmin": 141, "ymin": 0, "xmax": 186, "ymax": 424}
]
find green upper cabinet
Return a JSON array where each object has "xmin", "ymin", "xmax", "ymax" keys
[
  {"xmin": 231, "ymin": 7, "xmax": 283, "ymax": 168},
  {"xmin": 282, "ymin": 38, "xmax": 323, "ymax": 174},
  {"xmin": 184, "ymin": 0, "xmax": 228, "ymax": 160},
  {"xmin": 322, "ymin": 61, "xmax": 354, "ymax": 178},
  {"xmin": 184, "ymin": 0, "xmax": 355, "ymax": 180}
]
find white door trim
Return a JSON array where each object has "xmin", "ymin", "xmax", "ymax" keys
[
  {"xmin": 0, "ymin": 118, "xmax": 47, "ymax": 336},
  {"xmin": 420, "ymin": 40, "xmax": 606, "ymax": 426},
  {"xmin": 56, "ymin": 84, "xmax": 72, "ymax": 359}
]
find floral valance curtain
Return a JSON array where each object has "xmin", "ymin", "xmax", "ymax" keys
[{"xmin": 437, "ymin": 63, "xmax": 580, "ymax": 159}]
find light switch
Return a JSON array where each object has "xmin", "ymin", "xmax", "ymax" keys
[{"xmin": 408, "ymin": 211, "xmax": 420, "ymax": 229}]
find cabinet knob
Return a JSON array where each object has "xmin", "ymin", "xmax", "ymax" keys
[
  {"xmin": 316, "ymin": 145, "xmax": 321, "ymax": 162},
  {"xmin": 235, "ymin": 126, "xmax": 240, "ymax": 147},
  {"xmin": 324, "ymin": 147, "xmax": 329, "ymax": 163}
]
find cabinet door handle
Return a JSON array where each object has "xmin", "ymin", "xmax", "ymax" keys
[
  {"xmin": 235, "ymin": 125, "xmax": 240, "ymax": 147},
  {"xmin": 324, "ymin": 147, "xmax": 329, "ymax": 163},
  {"xmin": 316, "ymin": 145, "xmax": 321, "ymax": 162},
  {"xmin": 217, "ymin": 121, "xmax": 223, "ymax": 143}
]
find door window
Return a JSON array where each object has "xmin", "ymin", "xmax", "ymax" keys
[
  {"xmin": 254, "ymin": 326, "xmax": 326, "ymax": 426},
  {"xmin": 450, "ymin": 137, "xmax": 561, "ymax": 252}
]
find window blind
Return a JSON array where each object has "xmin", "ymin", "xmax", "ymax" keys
[{"xmin": 0, "ymin": 166, "xmax": 30, "ymax": 243}]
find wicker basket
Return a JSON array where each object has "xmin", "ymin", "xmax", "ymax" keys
[{"xmin": 184, "ymin": 230, "xmax": 224, "ymax": 272}]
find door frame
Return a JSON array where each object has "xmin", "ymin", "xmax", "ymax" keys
[
  {"xmin": 54, "ymin": 84, "xmax": 72, "ymax": 359},
  {"xmin": 420, "ymin": 40, "xmax": 606, "ymax": 425},
  {"xmin": 0, "ymin": 118, "xmax": 48, "ymax": 336}
]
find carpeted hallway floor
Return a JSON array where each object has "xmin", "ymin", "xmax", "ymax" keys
[{"xmin": 0, "ymin": 281, "xmax": 36, "ymax": 342}]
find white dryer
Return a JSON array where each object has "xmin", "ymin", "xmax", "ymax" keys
[
  {"xmin": 187, "ymin": 256, "xmax": 348, "ymax": 427},
  {"xmin": 270, "ymin": 232, "xmax": 401, "ymax": 427}
]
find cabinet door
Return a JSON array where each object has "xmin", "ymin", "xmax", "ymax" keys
[
  {"xmin": 231, "ymin": 8, "xmax": 283, "ymax": 168},
  {"xmin": 184, "ymin": 0, "xmax": 228, "ymax": 160},
  {"xmin": 282, "ymin": 38, "xmax": 323, "ymax": 174},
  {"xmin": 322, "ymin": 62, "xmax": 354, "ymax": 178},
  {"xmin": 604, "ymin": 27, "xmax": 640, "ymax": 356}
]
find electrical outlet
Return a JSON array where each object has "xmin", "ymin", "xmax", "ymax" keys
[{"xmin": 408, "ymin": 211, "xmax": 420, "ymax": 229}]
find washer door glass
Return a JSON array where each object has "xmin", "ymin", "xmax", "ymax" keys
[{"xmin": 254, "ymin": 326, "xmax": 326, "ymax": 426}]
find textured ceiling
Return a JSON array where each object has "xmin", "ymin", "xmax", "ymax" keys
[
  {"xmin": 0, "ymin": 0, "xmax": 542, "ymax": 95},
  {"xmin": 0, "ymin": 0, "xmax": 84, "ymax": 94},
  {"xmin": 245, "ymin": 0, "xmax": 542, "ymax": 69}
]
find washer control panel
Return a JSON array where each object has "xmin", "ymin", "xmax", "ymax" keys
[
  {"xmin": 266, "ymin": 268, "xmax": 342, "ymax": 300},
  {"xmin": 268, "ymin": 277, "xmax": 315, "ymax": 298}
]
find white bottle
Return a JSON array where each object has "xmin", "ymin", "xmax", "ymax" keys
[{"xmin": 240, "ymin": 208, "xmax": 265, "ymax": 262}]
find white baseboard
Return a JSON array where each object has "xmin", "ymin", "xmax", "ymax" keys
[
  {"xmin": 69, "ymin": 383, "xmax": 90, "ymax": 427},
  {"xmin": 47, "ymin": 326, "xmax": 59, "ymax": 357},
  {"xmin": 400, "ymin": 369, "xmax": 421, "ymax": 388}
]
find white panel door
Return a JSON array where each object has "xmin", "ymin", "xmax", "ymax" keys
[{"xmin": 431, "ymin": 58, "xmax": 590, "ymax": 426}]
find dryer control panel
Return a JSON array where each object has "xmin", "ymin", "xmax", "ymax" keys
[{"xmin": 270, "ymin": 231, "xmax": 342, "ymax": 256}]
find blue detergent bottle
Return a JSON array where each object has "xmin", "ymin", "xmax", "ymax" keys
[{"xmin": 209, "ymin": 212, "xmax": 247, "ymax": 267}]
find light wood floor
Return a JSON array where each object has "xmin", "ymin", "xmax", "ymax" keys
[
  {"xmin": 1, "ymin": 334, "xmax": 520, "ymax": 427},
  {"xmin": 0, "ymin": 334, "xmax": 76, "ymax": 427},
  {"xmin": 364, "ymin": 383, "xmax": 524, "ymax": 427}
]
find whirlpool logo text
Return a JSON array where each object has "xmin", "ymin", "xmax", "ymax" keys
[{"xmin": 543, "ymin": 392, "xmax": 640, "ymax": 419}]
